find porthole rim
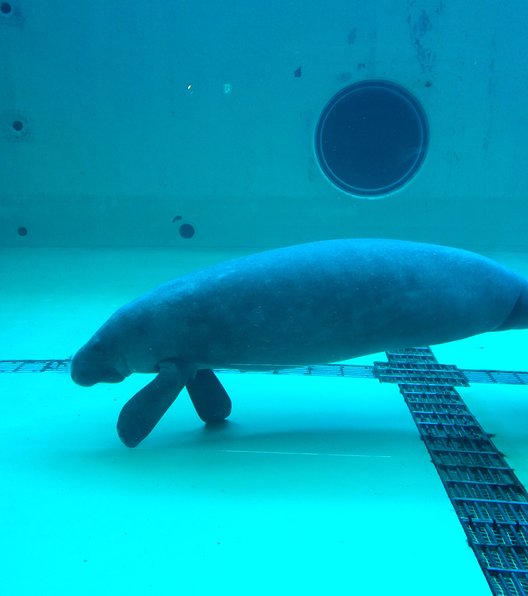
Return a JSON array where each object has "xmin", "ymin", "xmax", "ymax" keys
[{"xmin": 314, "ymin": 78, "xmax": 430, "ymax": 199}]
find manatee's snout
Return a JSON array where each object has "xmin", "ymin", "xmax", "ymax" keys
[
  {"xmin": 71, "ymin": 339, "xmax": 126, "ymax": 386},
  {"xmin": 70, "ymin": 360, "xmax": 95, "ymax": 386},
  {"xmin": 71, "ymin": 360, "xmax": 125, "ymax": 386}
]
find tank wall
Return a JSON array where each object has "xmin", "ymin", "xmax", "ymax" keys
[{"xmin": 1, "ymin": 0, "xmax": 527, "ymax": 249}]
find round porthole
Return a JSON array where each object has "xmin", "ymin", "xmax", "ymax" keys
[{"xmin": 315, "ymin": 80, "xmax": 429, "ymax": 197}]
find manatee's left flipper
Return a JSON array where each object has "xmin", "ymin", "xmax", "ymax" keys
[
  {"xmin": 186, "ymin": 369, "xmax": 232, "ymax": 423},
  {"xmin": 117, "ymin": 360, "xmax": 194, "ymax": 448}
]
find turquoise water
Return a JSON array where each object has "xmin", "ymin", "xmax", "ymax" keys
[{"xmin": 2, "ymin": 2, "xmax": 528, "ymax": 595}]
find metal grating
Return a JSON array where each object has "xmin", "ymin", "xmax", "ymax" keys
[
  {"xmin": 373, "ymin": 360, "xmax": 469, "ymax": 386},
  {"xmin": 378, "ymin": 347, "xmax": 528, "ymax": 596},
  {"xmin": 0, "ymin": 359, "xmax": 71, "ymax": 373},
  {"xmin": 464, "ymin": 370, "xmax": 528, "ymax": 386},
  {"xmin": 1, "ymin": 359, "xmax": 528, "ymax": 386}
]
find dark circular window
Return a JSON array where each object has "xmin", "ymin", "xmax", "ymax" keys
[{"xmin": 315, "ymin": 80, "xmax": 429, "ymax": 197}]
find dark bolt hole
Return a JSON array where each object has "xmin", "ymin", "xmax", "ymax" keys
[
  {"xmin": 12, "ymin": 120, "xmax": 24, "ymax": 132},
  {"xmin": 17, "ymin": 226, "xmax": 28, "ymax": 237},
  {"xmin": 179, "ymin": 223, "xmax": 195, "ymax": 239},
  {"xmin": 1, "ymin": 3, "xmax": 12, "ymax": 15}
]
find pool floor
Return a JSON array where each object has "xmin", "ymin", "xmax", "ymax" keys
[{"xmin": 2, "ymin": 247, "xmax": 528, "ymax": 595}]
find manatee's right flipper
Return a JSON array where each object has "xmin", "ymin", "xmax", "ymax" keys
[
  {"xmin": 186, "ymin": 369, "xmax": 232, "ymax": 423},
  {"xmin": 117, "ymin": 360, "xmax": 193, "ymax": 448}
]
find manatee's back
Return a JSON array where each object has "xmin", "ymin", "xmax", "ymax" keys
[{"xmin": 136, "ymin": 239, "xmax": 527, "ymax": 367}]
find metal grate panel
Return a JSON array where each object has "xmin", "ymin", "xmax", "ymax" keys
[
  {"xmin": 1, "ymin": 359, "xmax": 528, "ymax": 386},
  {"xmin": 373, "ymin": 360, "xmax": 469, "ymax": 386},
  {"xmin": 0, "ymin": 359, "xmax": 71, "ymax": 373},
  {"xmin": 380, "ymin": 347, "xmax": 528, "ymax": 596}
]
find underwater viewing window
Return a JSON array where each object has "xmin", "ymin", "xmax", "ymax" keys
[{"xmin": 315, "ymin": 80, "xmax": 429, "ymax": 197}]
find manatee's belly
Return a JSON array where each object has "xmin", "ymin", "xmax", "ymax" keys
[{"xmin": 195, "ymin": 299, "xmax": 465, "ymax": 367}]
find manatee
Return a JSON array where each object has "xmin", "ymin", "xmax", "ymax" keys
[{"xmin": 70, "ymin": 239, "xmax": 528, "ymax": 447}]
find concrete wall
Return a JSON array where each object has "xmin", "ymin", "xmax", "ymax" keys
[{"xmin": 1, "ymin": 0, "xmax": 527, "ymax": 249}]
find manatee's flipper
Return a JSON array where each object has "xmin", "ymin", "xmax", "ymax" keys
[
  {"xmin": 117, "ymin": 360, "xmax": 193, "ymax": 448},
  {"xmin": 186, "ymin": 369, "xmax": 232, "ymax": 423}
]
